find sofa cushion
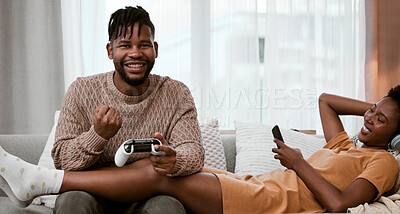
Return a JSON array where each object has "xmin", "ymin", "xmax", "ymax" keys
[
  {"xmin": 0, "ymin": 197, "xmax": 52, "ymax": 214},
  {"xmin": 221, "ymin": 134, "xmax": 236, "ymax": 173},
  {"xmin": 234, "ymin": 121, "xmax": 325, "ymax": 176},
  {"xmin": 37, "ymin": 111, "xmax": 59, "ymax": 169},
  {"xmin": 200, "ymin": 119, "xmax": 227, "ymax": 171}
]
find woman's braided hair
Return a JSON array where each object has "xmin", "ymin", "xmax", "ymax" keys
[{"xmin": 108, "ymin": 6, "xmax": 155, "ymax": 42}]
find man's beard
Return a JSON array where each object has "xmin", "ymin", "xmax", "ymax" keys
[{"xmin": 115, "ymin": 61, "xmax": 154, "ymax": 86}]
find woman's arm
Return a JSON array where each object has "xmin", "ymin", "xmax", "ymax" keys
[
  {"xmin": 318, "ymin": 93, "xmax": 373, "ymax": 142},
  {"xmin": 273, "ymin": 140, "xmax": 377, "ymax": 213},
  {"xmin": 269, "ymin": 94, "xmax": 377, "ymax": 212}
]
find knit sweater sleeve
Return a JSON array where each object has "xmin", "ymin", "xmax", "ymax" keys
[
  {"xmin": 166, "ymin": 83, "xmax": 205, "ymax": 176},
  {"xmin": 51, "ymin": 79, "xmax": 108, "ymax": 171}
]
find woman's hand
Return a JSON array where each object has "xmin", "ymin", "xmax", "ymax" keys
[
  {"xmin": 272, "ymin": 138, "xmax": 377, "ymax": 213},
  {"xmin": 272, "ymin": 139, "xmax": 304, "ymax": 170},
  {"xmin": 149, "ymin": 132, "xmax": 177, "ymax": 175}
]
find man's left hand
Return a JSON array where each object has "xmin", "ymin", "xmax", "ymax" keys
[{"xmin": 149, "ymin": 132, "xmax": 176, "ymax": 175}]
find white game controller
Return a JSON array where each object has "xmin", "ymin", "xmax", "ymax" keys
[{"xmin": 115, "ymin": 138, "xmax": 165, "ymax": 167}]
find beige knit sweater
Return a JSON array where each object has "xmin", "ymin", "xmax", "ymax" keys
[{"xmin": 52, "ymin": 71, "xmax": 204, "ymax": 176}]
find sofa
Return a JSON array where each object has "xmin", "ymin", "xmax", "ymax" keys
[
  {"xmin": 0, "ymin": 119, "xmax": 333, "ymax": 213},
  {"xmin": 0, "ymin": 131, "xmax": 237, "ymax": 214},
  {"xmin": 2, "ymin": 120, "xmax": 399, "ymax": 214}
]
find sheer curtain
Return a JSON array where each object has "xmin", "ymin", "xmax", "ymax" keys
[
  {"xmin": 61, "ymin": 0, "xmax": 109, "ymax": 90},
  {"xmin": 260, "ymin": 0, "xmax": 365, "ymax": 135},
  {"xmin": 61, "ymin": 0, "xmax": 365, "ymax": 134},
  {"xmin": 193, "ymin": 0, "xmax": 260, "ymax": 128}
]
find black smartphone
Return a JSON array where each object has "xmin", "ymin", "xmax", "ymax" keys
[{"xmin": 272, "ymin": 125, "xmax": 284, "ymax": 148}]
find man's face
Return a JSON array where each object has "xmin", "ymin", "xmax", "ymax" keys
[{"xmin": 107, "ymin": 23, "xmax": 158, "ymax": 87}]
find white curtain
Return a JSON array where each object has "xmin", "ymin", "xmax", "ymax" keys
[
  {"xmin": 61, "ymin": 0, "xmax": 365, "ymax": 135},
  {"xmin": 60, "ymin": 0, "xmax": 109, "ymax": 90},
  {"xmin": 193, "ymin": 0, "xmax": 261, "ymax": 128},
  {"xmin": 260, "ymin": 0, "xmax": 365, "ymax": 135}
]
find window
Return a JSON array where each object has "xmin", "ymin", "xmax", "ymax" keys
[{"xmin": 64, "ymin": 0, "xmax": 365, "ymax": 135}]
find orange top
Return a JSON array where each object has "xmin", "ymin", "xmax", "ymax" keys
[{"xmin": 208, "ymin": 131, "xmax": 398, "ymax": 213}]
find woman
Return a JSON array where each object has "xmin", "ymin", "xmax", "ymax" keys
[{"xmin": 1, "ymin": 86, "xmax": 400, "ymax": 213}]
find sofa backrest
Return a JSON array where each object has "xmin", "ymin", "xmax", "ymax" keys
[
  {"xmin": 0, "ymin": 134, "xmax": 48, "ymax": 165},
  {"xmin": 221, "ymin": 134, "xmax": 236, "ymax": 173}
]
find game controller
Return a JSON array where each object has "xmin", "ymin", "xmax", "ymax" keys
[{"xmin": 115, "ymin": 138, "xmax": 165, "ymax": 167}]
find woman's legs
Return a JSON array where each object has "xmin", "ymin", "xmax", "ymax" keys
[
  {"xmin": 60, "ymin": 159, "xmax": 158, "ymax": 202},
  {"xmin": 1, "ymin": 145, "xmax": 223, "ymax": 213},
  {"xmin": 59, "ymin": 159, "xmax": 223, "ymax": 214},
  {"xmin": 160, "ymin": 171, "xmax": 223, "ymax": 213},
  {"xmin": 0, "ymin": 146, "xmax": 64, "ymax": 205}
]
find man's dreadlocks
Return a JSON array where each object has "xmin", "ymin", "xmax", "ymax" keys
[{"xmin": 108, "ymin": 6, "xmax": 155, "ymax": 42}]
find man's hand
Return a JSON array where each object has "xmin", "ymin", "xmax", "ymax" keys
[
  {"xmin": 93, "ymin": 104, "xmax": 122, "ymax": 140},
  {"xmin": 149, "ymin": 132, "xmax": 177, "ymax": 175}
]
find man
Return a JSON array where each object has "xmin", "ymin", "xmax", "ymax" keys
[{"xmin": 52, "ymin": 6, "xmax": 204, "ymax": 213}]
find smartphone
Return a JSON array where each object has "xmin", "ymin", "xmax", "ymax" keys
[{"xmin": 272, "ymin": 125, "xmax": 284, "ymax": 148}]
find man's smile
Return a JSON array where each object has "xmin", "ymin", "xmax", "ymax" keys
[
  {"xmin": 126, "ymin": 63, "xmax": 145, "ymax": 68},
  {"xmin": 123, "ymin": 61, "xmax": 147, "ymax": 73}
]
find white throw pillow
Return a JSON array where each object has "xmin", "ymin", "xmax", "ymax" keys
[
  {"xmin": 37, "ymin": 111, "xmax": 60, "ymax": 169},
  {"xmin": 200, "ymin": 119, "xmax": 227, "ymax": 171},
  {"xmin": 234, "ymin": 121, "xmax": 325, "ymax": 176}
]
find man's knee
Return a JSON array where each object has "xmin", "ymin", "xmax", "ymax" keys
[
  {"xmin": 134, "ymin": 195, "xmax": 186, "ymax": 214},
  {"xmin": 54, "ymin": 191, "xmax": 103, "ymax": 214}
]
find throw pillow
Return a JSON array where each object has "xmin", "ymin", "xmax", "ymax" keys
[
  {"xmin": 37, "ymin": 111, "xmax": 60, "ymax": 169},
  {"xmin": 234, "ymin": 121, "xmax": 325, "ymax": 176},
  {"xmin": 200, "ymin": 119, "xmax": 227, "ymax": 171}
]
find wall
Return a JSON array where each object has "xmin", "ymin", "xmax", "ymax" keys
[{"xmin": 365, "ymin": 0, "xmax": 400, "ymax": 102}]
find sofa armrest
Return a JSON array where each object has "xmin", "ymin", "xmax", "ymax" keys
[
  {"xmin": 0, "ymin": 134, "xmax": 48, "ymax": 165},
  {"xmin": 0, "ymin": 134, "xmax": 48, "ymax": 197}
]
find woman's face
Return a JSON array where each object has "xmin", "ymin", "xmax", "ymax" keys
[{"xmin": 358, "ymin": 97, "xmax": 400, "ymax": 149}]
